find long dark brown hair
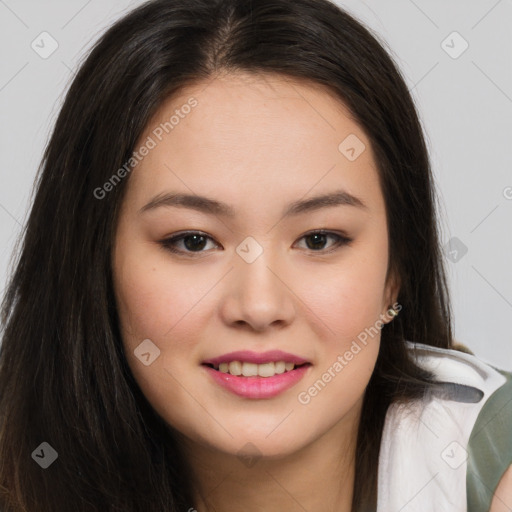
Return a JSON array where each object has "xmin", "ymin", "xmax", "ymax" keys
[{"xmin": 0, "ymin": 0, "xmax": 453, "ymax": 510}]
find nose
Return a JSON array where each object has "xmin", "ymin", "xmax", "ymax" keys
[{"xmin": 219, "ymin": 249, "xmax": 296, "ymax": 332}]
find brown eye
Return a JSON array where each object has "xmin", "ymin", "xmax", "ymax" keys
[
  {"xmin": 160, "ymin": 230, "xmax": 352, "ymax": 257},
  {"xmin": 181, "ymin": 234, "xmax": 208, "ymax": 251},
  {"xmin": 305, "ymin": 232, "xmax": 330, "ymax": 250},
  {"xmin": 160, "ymin": 232, "xmax": 218, "ymax": 255},
  {"xmin": 296, "ymin": 231, "xmax": 352, "ymax": 253}
]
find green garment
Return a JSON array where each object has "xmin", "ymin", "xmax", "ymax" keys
[{"xmin": 467, "ymin": 368, "xmax": 512, "ymax": 511}]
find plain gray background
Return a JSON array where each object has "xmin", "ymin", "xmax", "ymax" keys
[{"xmin": 0, "ymin": 0, "xmax": 511, "ymax": 369}]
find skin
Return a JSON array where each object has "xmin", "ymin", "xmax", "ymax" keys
[
  {"xmin": 490, "ymin": 465, "xmax": 512, "ymax": 512},
  {"xmin": 112, "ymin": 71, "xmax": 400, "ymax": 512}
]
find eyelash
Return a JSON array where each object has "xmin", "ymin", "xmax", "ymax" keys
[{"xmin": 159, "ymin": 230, "xmax": 352, "ymax": 257}]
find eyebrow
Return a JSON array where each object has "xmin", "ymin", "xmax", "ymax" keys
[{"xmin": 138, "ymin": 189, "xmax": 368, "ymax": 218}]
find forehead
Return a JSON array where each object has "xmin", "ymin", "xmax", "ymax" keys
[
  {"xmin": 152, "ymin": 71, "xmax": 360, "ymax": 152},
  {"xmin": 127, "ymin": 71, "xmax": 384, "ymax": 217}
]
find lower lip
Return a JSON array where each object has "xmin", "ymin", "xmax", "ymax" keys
[{"xmin": 202, "ymin": 364, "xmax": 311, "ymax": 399}]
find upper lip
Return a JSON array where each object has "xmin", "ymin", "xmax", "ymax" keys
[{"xmin": 202, "ymin": 350, "xmax": 310, "ymax": 366}]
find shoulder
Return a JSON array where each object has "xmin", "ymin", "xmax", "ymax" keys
[{"xmin": 376, "ymin": 341, "xmax": 512, "ymax": 512}]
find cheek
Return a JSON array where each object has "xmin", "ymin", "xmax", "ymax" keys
[
  {"xmin": 112, "ymin": 246, "xmax": 207, "ymax": 425},
  {"xmin": 293, "ymin": 254, "xmax": 386, "ymax": 418},
  {"xmin": 113, "ymin": 245, "xmax": 206, "ymax": 349},
  {"xmin": 297, "ymin": 247, "xmax": 388, "ymax": 342}
]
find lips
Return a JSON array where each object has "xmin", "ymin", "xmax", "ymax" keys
[
  {"xmin": 201, "ymin": 350, "xmax": 312, "ymax": 399},
  {"xmin": 202, "ymin": 350, "xmax": 309, "ymax": 366}
]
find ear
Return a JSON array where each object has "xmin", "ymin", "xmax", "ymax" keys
[{"xmin": 382, "ymin": 266, "xmax": 401, "ymax": 321}]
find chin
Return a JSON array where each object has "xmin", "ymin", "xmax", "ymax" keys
[{"xmin": 187, "ymin": 424, "xmax": 315, "ymax": 462}]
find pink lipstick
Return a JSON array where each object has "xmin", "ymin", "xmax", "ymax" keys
[{"xmin": 202, "ymin": 350, "xmax": 312, "ymax": 399}]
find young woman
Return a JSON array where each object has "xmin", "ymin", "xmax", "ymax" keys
[{"xmin": 0, "ymin": 0, "xmax": 510, "ymax": 511}]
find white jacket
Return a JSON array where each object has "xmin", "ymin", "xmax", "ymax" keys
[{"xmin": 377, "ymin": 341, "xmax": 512, "ymax": 512}]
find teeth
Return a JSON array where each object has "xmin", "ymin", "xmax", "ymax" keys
[
  {"xmin": 216, "ymin": 361, "xmax": 300, "ymax": 377},
  {"xmin": 228, "ymin": 360, "xmax": 242, "ymax": 375},
  {"xmin": 218, "ymin": 362, "xmax": 229, "ymax": 373},
  {"xmin": 258, "ymin": 362, "xmax": 274, "ymax": 377},
  {"xmin": 242, "ymin": 362, "xmax": 258, "ymax": 377},
  {"xmin": 274, "ymin": 361, "xmax": 286, "ymax": 374}
]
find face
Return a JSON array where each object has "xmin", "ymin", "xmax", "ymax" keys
[{"xmin": 112, "ymin": 72, "xmax": 399, "ymax": 460}]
